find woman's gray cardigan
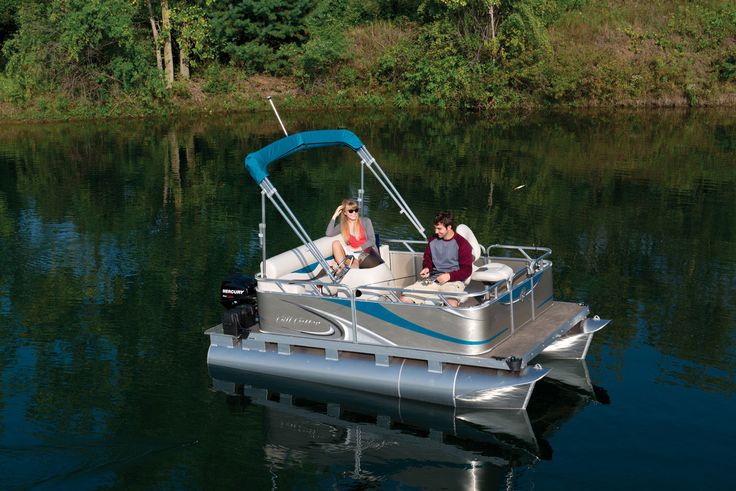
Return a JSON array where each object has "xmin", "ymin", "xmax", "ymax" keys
[{"xmin": 325, "ymin": 217, "xmax": 376, "ymax": 251}]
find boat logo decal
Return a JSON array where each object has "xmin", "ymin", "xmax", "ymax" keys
[
  {"xmin": 222, "ymin": 289, "xmax": 245, "ymax": 295},
  {"xmin": 274, "ymin": 314, "xmax": 334, "ymax": 335},
  {"xmin": 279, "ymin": 301, "xmax": 346, "ymax": 337}
]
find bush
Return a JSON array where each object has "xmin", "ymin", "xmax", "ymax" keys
[
  {"xmin": 717, "ymin": 52, "xmax": 736, "ymax": 82},
  {"xmin": 201, "ymin": 64, "xmax": 236, "ymax": 95},
  {"xmin": 299, "ymin": 24, "xmax": 350, "ymax": 84},
  {"xmin": 3, "ymin": 0, "xmax": 146, "ymax": 99},
  {"xmin": 381, "ymin": 20, "xmax": 493, "ymax": 108},
  {"xmin": 0, "ymin": 73, "xmax": 23, "ymax": 102}
]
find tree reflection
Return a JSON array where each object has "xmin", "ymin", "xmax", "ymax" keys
[{"xmin": 0, "ymin": 108, "xmax": 734, "ymax": 487}]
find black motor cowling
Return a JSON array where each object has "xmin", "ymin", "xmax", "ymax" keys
[{"xmin": 220, "ymin": 274, "xmax": 258, "ymax": 337}]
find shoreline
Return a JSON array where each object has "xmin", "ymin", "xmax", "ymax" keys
[{"xmin": 2, "ymin": 88, "xmax": 736, "ymax": 125}]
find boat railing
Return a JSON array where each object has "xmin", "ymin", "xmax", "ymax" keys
[
  {"xmin": 386, "ymin": 240, "xmax": 551, "ymax": 269},
  {"xmin": 255, "ymin": 241, "xmax": 552, "ymax": 318},
  {"xmin": 486, "ymin": 244, "xmax": 552, "ymax": 274},
  {"xmin": 379, "ymin": 239, "xmax": 551, "ymax": 309},
  {"xmin": 256, "ymin": 271, "xmax": 500, "ymax": 309},
  {"xmin": 383, "ymin": 238, "xmax": 425, "ymax": 253}
]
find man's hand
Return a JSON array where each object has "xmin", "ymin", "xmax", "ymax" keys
[
  {"xmin": 419, "ymin": 268, "xmax": 430, "ymax": 278},
  {"xmin": 436, "ymin": 272, "xmax": 451, "ymax": 284}
]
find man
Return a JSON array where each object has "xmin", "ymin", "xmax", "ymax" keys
[{"xmin": 400, "ymin": 211, "xmax": 473, "ymax": 307}]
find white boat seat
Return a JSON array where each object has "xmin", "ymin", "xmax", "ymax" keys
[
  {"xmin": 379, "ymin": 243, "xmax": 391, "ymax": 270},
  {"xmin": 454, "ymin": 224, "xmax": 482, "ymax": 285},
  {"xmin": 472, "ymin": 263, "xmax": 514, "ymax": 283},
  {"xmin": 258, "ymin": 235, "xmax": 395, "ymax": 297},
  {"xmin": 452, "ymin": 225, "xmax": 513, "ymax": 306},
  {"xmin": 260, "ymin": 235, "xmax": 335, "ymax": 280}
]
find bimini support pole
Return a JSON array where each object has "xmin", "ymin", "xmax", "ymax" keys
[
  {"xmin": 260, "ymin": 178, "xmax": 338, "ymax": 282},
  {"xmin": 259, "ymin": 191, "xmax": 267, "ymax": 277},
  {"xmin": 262, "ymin": 98, "xmax": 340, "ymax": 281},
  {"xmin": 267, "ymin": 96, "xmax": 288, "ymax": 136},
  {"xmin": 357, "ymin": 147, "xmax": 426, "ymax": 239},
  {"xmin": 358, "ymin": 161, "xmax": 365, "ymax": 213}
]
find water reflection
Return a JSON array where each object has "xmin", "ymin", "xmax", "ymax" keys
[
  {"xmin": 209, "ymin": 356, "xmax": 607, "ymax": 489},
  {"xmin": 0, "ymin": 108, "xmax": 735, "ymax": 488}
]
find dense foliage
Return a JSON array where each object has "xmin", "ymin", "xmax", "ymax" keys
[{"xmin": 0, "ymin": 0, "xmax": 735, "ymax": 119}]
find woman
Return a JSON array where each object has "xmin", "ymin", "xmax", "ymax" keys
[{"xmin": 326, "ymin": 198, "xmax": 382, "ymax": 271}]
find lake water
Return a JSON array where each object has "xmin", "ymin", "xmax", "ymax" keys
[{"xmin": 1, "ymin": 109, "xmax": 734, "ymax": 490}]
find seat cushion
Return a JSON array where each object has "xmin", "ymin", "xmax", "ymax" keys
[{"xmin": 472, "ymin": 263, "xmax": 514, "ymax": 283}]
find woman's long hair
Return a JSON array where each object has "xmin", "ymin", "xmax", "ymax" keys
[{"xmin": 339, "ymin": 198, "xmax": 363, "ymax": 242}]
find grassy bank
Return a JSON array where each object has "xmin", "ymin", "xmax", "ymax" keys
[{"xmin": 1, "ymin": 1, "xmax": 734, "ymax": 122}]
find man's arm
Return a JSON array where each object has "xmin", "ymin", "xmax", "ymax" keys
[
  {"xmin": 422, "ymin": 237, "xmax": 435, "ymax": 271},
  {"xmin": 448, "ymin": 235, "xmax": 473, "ymax": 282}
]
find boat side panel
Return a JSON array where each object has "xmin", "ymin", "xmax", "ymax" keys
[
  {"xmin": 354, "ymin": 300, "xmax": 512, "ymax": 355},
  {"xmin": 257, "ymin": 291, "xmax": 354, "ymax": 340},
  {"xmin": 256, "ymin": 290, "xmax": 513, "ymax": 355},
  {"xmin": 256, "ymin": 267, "xmax": 555, "ymax": 356},
  {"xmin": 535, "ymin": 268, "xmax": 554, "ymax": 312}
]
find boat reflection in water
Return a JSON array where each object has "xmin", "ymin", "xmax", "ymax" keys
[{"xmin": 209, "ymin": 358, "xmax": 609, "ymax": 490}]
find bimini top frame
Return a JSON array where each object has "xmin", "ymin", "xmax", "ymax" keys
[{"xmin": 244, "ymin": 129, "xmax": 426, "ymax": 282}]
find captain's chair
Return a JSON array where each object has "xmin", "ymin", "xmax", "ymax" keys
[
  {"xmin": 454, "ymin": 224, "xmax": 481, "ymax": 285},
  {"xmin": 455, "ymin": 224, "xmax": 513, "ymax": 284}
]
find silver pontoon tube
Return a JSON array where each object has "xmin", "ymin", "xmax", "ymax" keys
[{"xmin": 207, "ymin": 341, "xmax": 550, "ymax": 410}]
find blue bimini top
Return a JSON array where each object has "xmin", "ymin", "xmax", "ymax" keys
[{"xmin": 244, "ymin": 129, "xmax": 366, "ymax": 184}]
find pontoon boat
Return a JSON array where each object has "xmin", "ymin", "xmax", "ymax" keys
[{"xmin": 205, "ymin": 129, "xmax": 610, "ymax": 410}]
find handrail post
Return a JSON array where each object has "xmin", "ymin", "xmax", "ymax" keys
[
  {"xmin": 531, "ymin": 273, "xmax": 536, "ymax": 320},
  {"xmin": 509, "ymin": 279, "xmax": 515, "ymax": 333},
  {"xmin": 260, "ymin": 191, "xmax": 267, "ymax": 277},
  {"xmin": 350, "ymin": 289, "xmax": 358, "ymax": 343}
]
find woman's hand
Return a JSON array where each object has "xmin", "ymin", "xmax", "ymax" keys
[{"xmin": 332, "ymin": 205, "xmax": 344, "ymax": 220}]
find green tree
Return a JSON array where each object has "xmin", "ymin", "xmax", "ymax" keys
[
  {"xmin": 209, "ymin": 0, "xmax": 312, "ymax": 74},
  {"xmin": 2, "ymin": 0, "xmax": 154, "ymax": 98},
  {"xmin": 171, "ymin": 2, "xmax": 213, "ymax": 80},
  {"xmin": 0, "ymin": 0, "xmax": 20, "ymax": 68}
]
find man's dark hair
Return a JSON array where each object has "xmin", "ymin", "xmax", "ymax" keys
[{"xmin": 434, "ymin": 210, "xmax": 454, "ymax": 229}]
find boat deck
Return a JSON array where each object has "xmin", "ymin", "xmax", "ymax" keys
[{"xmin": 488, "ymin": 301, "xmax": 588, "ymax": 364}]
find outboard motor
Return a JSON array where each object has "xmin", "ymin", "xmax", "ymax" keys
[{"xmin": 220, "ymin": 274, "xmax": 258, "ymax": 337}]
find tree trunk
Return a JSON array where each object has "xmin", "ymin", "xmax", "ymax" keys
[
  {"xmin": 489, "ymin": 5, "xmax": 496, "ymax": 40},
  {"xmin": 185, "ymin": 132, "xmax": 195, "ymax": 170},
  {"xmin": 161, "ymin": 0, "xmax": 174, "ymax": 87},
  {"xmin": 166, "ymin": 130, "xmax": 183, "ymax": 220},
  {"xmin": 179, "ymin": 46, "xmax": 190, "ymax": 80},
  {"xmin": 146, "ymin": 0, "xmax": 163, "ymax": 73}
]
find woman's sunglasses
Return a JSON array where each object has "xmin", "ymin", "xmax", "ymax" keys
[{"xmin": 346, "ymin": 208, "xmax": 359, "ymax": 214}]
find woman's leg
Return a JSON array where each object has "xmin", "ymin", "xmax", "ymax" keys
[
  {"xmin": 332, "ymin": 241, "xmax": 357, "ymax": 271},
  {"xmin": 358, "ymin": 250, "xmax": 383, "ymax": 269},
  {"xmin": 331, "ymin": 240, "xmax": 346, "ymax": 270}
]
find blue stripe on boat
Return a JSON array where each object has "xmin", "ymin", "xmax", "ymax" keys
[
  {"xmin": 325, "ymin": 298, "xmax": 508, "ymax": 345},
  {"xmin": 292, "ymin": 256, "xmax": 334, "ymax": 274}
]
